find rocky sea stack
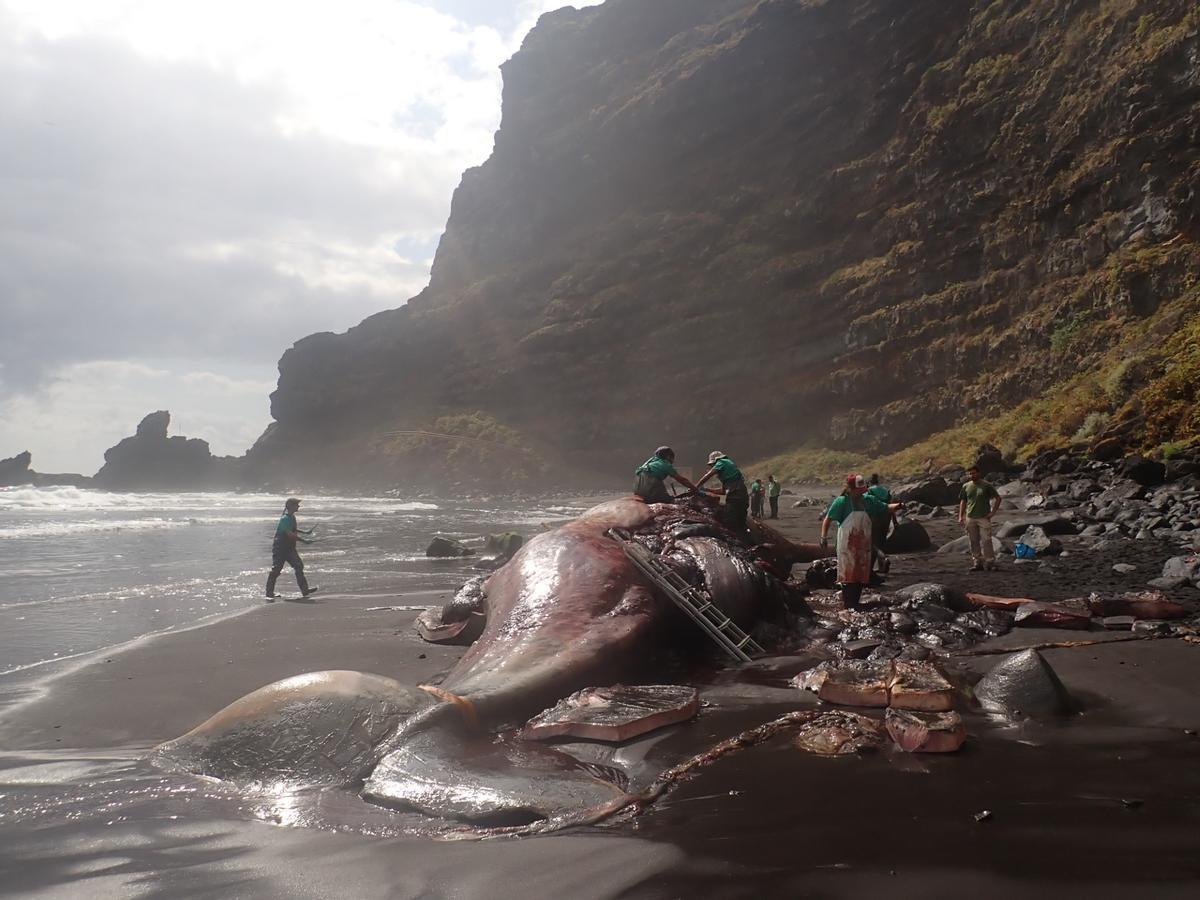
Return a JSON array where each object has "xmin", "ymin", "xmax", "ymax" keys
[
  {"xmin": 94, "ymin": 411, "xmax": 240, "ymax": 491},
  {"xmin": 248, "ymin": 0, "xmax": 1200, "ymax": 488}
]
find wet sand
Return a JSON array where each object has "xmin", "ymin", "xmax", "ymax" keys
[{"xmin": 2, "ymin": 502, "xmax": 1200, "ymax": 898}]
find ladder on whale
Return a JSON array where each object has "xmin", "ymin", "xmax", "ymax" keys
[{"xmin": 607, "ymin": 528, "xmax": 764, "ymax": 663}]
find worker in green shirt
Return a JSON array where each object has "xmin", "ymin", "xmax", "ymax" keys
[
  {"xmin": 766, "ymin": 474, "xmax": 782, "ymax": 519},
  {"xmin": 819, "ymin": 474, "xmax": 897, "ymax": 608},
  {"xmin": 866, "ymin": 473, "xmax": 895, "ymax": 575},
  {"xmin": 266, "ymin": 497, "xmax": 317, "ymax": 600},
  {"xmin": 633, "ymin": 446, "xmax": 697, "ymax": 503},
  {"xmin": 695, "ymin": 450, "xmax": 750, "ymax": 532},
  {"xmin": 749, "ymin": 478, "xmax": 765, "ymax": 518},
  {"xmin": 959, "ymin": 463, "xmax": 1002, "ymax": 571}
]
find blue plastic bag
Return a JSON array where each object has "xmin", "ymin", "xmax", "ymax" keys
[{"xmin": 1014, "ymin": 542, "xmax": 1036, "ymax": 559}]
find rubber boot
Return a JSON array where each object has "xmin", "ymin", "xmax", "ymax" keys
[
  {"xmin": 296, "ymin": 567, "xmax": 311, "ymax": 596},
  {"xmin": 265, "ymin": 571, "xmax": 278, "ymax": 599}
]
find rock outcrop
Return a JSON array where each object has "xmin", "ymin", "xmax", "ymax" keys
[
  {"xmin": 252, "ymin": 0, "xmax": 1200, "ymax": 486},
  {"xmin": 0, "ymin": 451, "xmax": 91, "ymax": 488},
  {"xmin": 93, "ymin": 412, "xmax": 240, "ymax": 491}
]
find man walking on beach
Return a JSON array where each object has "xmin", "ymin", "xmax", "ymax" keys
[
  {"xmin": 266, "ymin": 497, "xmax": 317, "ymax": 599},
  {"xmin": 959, "ymin": 465, "xmax": 1001, "ymax": 571},
  {"xmin": 767, "ymin": 475, "xmax": 781, "ymax": 519}
]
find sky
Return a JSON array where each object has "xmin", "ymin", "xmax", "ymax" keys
[{"xmin": 0, "ymin": 0, "xmax": 602, "ymax": 474}]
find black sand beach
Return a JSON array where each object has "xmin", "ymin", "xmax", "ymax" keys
[{"xmin": 2, "ymin": 500, "xmax": 1200, "ymax": 899}]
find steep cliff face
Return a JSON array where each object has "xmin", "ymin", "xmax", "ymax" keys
[{"xmin": 255, "ymin": 0, "xmax": 1200, "ymax": 485}]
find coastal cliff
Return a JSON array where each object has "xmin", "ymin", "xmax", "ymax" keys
[{"xmin": 252, "ymin": 0, "xmax": 1200, "ymax": 486}]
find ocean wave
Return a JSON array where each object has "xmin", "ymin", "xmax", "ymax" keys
[{"xmin": 0, "ymin": 518, "xmax": 195, "ymax": 539}]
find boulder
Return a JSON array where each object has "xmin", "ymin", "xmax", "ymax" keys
[
  {"xmin": 973, "ymin": 444, "xmax": 1008, "ymax": 476},
  {"xmin": 884, "ymin": 519, "xmax": 931, "ymax": 553},
  {"xmin": 893, "ymin": 477, "xmax": 960, "ymax": 508},
  {"xmin": 1020, "ymin": 526, "xmax": 1063, "ymax": 556},
  {"xmin": 1067, "ymin": 479, "xmax": 1100, "ymax": 502},
  {"xmin": 1111, "ymin": 563, "xmax": 1138, "ymax": 575},
  {"xmin": 426, "ymin": 536, "xmax": 475, "ymax": 557},
  {"xmin": 937, "ymin": 534, "xmax": 1006, "ymax": 556},
  {"xmin": 474, "ymin": 532, "xmax": 525, "ymax": 569},
  {"xmin": 1147, "ymin": 576, "xmax": 1190, "ymax": 590},
  {"xmin": 1161, "ymin": 555, "xmax": 1200, "ymax": 588},
  {"xmin": 1121, "ymin": 454, "xmax": 1166, "ymax": 487},
  {"xmin": 1089, "ymin": 438, "xmax": 1124, "ymax": 462},
  {"xmin": 1027, "ymin": 515, "xmax": 1077, "ymax": 535},
  {"xmin": 995, "ymin": 521, "xmax": 1027, "ymax": 539},
  {"xmin": 974, "ymin": 649, "xmax": 1073, "ymax": 717}
]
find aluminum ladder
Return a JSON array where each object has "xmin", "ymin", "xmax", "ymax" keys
[{"xmin": 607, "ymin": 528, "xmax": 764, "ymax": 663}]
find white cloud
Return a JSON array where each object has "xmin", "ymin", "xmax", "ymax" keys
[{"xmin": 0, "ymin": 0, "xmax": 604, "ymax": 472}]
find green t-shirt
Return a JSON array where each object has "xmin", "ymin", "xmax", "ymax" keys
[
  {"xmin": 959, "ymin": 479, "xmax": 999, "ymax": 518},
  {"xmin": 767, "ymin": 480, "xmax": 781, "ymax": 498},
  {"xmin": 749, "ymin": 480, "xmax": 763, "ymax": 495},
  {"xmin": 635, "ymin": 456, "xmax": 677, "ymax": 480},
  {"xmin": 825, "ymin": 492, "xmax": 888, "ymax": 525},
  {"xmin": 712, "ymin": 457, "xmax": 743, "ymax": 485},
  {"xmin": 275, "ymin": 512, "xmax": 296, "ymax": 542},
  {"xmin": 866, "ymin": 484, "xmax": 892, "ymax": 503}
]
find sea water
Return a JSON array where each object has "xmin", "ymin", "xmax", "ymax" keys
[{"xmin": 0, "ymin": 486, "xmax": 583, "ymax": 701}]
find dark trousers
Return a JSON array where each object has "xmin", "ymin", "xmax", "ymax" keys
[
  {"xmin": 768, "ymin": 496, "xmax": 779, "ymax": 518},
  {"xmin": 267, "ymin": 542, "xmax": 309, "ymax": 596},
  {"xmin": 750, "ymin": 494, "xmax": 763, "ymax": 517},
  {"xmin": 723, "ymin": 496, "xmax": 749, "ymax": 533}
]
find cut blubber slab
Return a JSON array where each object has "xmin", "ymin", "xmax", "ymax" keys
[
  {"xmin": 885, "ymin": 709, "xmax": 967, "ymax": 753},
  {"xmin": 816, "ymin": 661, "xmax": 891, "ymax": 707},
  {"xmin": 794, "ymin": 711, "xmax": 884, "ymax": 756},
  {"xmin": 888, "ymin": 660, "xmax": 956, "ymax": 711},
  {"xmin": 522, "ymin": 685, "xmax": 699, "ymax": 743}
]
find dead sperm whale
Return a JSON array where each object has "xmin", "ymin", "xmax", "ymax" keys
[{"xmin": 153, "ymin": 496, "xmax": 809, "ymax": 822}]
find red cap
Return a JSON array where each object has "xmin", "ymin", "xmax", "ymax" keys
[{"xmin": 846, "ymin": 473, "xmax": 867, "ymax": 489}]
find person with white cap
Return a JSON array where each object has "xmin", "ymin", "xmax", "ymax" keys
[
  {"xmin": 694, "ymin": 450, "xmax": 750, "ymax": 532},
  {"xmin": 818, "ymin": 473, "xmax": 895, "ymax": 608},
  {"xmin": 633, "ymin": 446, "xmax": 697, "ymax": 503}
]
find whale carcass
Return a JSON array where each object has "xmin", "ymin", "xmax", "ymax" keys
[{"xmin": 153, "ymin": 496, "xmax": 813, "ymax": 825}]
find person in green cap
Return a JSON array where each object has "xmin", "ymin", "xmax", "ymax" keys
[
  {"xmin": 767, "ymin": 474, "xmax": 782, "ymax": 519},
  {"xmin": 695, "ymin": 450, "xmax": 750, "ymax": 532},
  {"xmin": 819, "ymin": 473, "xmax": 897, "ymax": 608},
  {"xmin": 633, "ymin": 446, "xmax": 697, "ymax": 503}
]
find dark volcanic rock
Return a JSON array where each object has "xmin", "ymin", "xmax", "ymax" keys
[
  {"xmin": 894, "ymin": 477, "xmax": 960, "ymax": 508},
  {"xmin": 93, "ymin": 412, "xmax": 239, "ymax": 491},
  {"xmin": 1121, "ymin": 455, "xmax": 1167, "ymax": 487},
  {"xmin": 1161, "ymin": 555, "xmax": 1200, "ymax": 588},
  {"xmin": 426, "ymin": 536, "xmax": 474, "ymax": 558},
  {"xmin": 0, "ymin": 451, "xmax": 34, "ymax": 486},
  {"xmin": 884, "ymin": 519, "xmax": 932, "ymax": 553}
]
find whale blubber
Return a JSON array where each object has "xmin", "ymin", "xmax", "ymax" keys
[
  {"xmin": 521, "ymin": 685, "xmax": 700, "ymax": 742},
  {"xmin": 886, "ymin": 709, "xmax": 966, "ymax": 753}
]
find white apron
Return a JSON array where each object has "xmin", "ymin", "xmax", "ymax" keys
[{"xmin": 837, "ymin": 509, "xmax": 874, "ymax": 586}]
